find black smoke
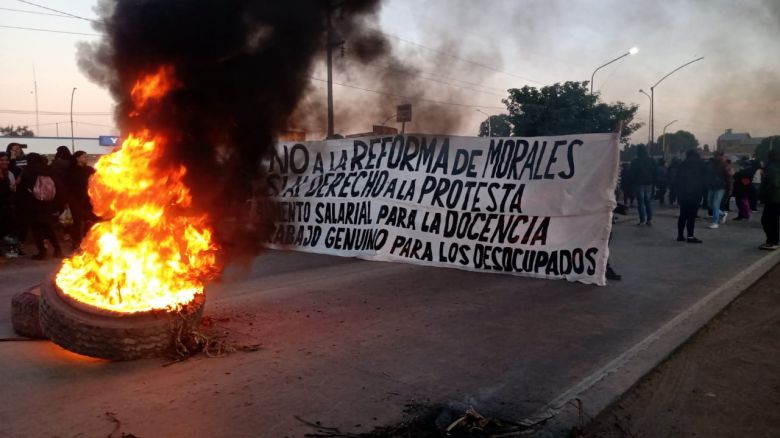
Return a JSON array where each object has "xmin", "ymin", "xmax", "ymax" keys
[{"xmin": 77, "ymin": 0, "xmax": 388, "ymax": 259}]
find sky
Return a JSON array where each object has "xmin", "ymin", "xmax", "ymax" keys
[{"xmin": 0, "ymin": 0, "xmax": 778, "ymax": 147}]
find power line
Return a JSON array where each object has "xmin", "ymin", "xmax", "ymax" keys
[
  {"xmin": 343, "ymin": 60, "xmax": 507, "ymax": 98},
  {"xmin": 0, "ymin": 108, "xmax": 112, "ymax": 116},
  {"xmin": 0, "ymin": 24, "xmax": 98, "ymax": 36},
  {"xmin": 0, "ymin": 6, "xmax": 79, "ymax": 18},
  {"xmin": 309, "ymin": 76, "xmax": 505, "ymax": 110},
  {"xmin": 375, "ymin": 30, "xmax": 545, "ymax": 86},
  {"xmin": 350, "ymin": 59, "xmax": 508, "ymax": 93},
  {"xmin": 16, "ymin": 0, "xmax": 94, "ymax": 22}
]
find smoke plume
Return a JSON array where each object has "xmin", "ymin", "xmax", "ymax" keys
[{"xmin": 77, "ymin": 0, "xmax": 393, "ymax": 259}]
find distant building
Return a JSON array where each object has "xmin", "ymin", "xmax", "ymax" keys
[
  {"xmin": 717, "ymin": 129, "xmax": 764, "ymax": 157},
  {"xmin": 1, "ymin": 136, "xmax": 109, "ymax": 156}
]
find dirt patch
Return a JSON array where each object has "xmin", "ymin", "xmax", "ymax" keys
[{"xmin": 581, "ymin": 263, "xmax": 780, "ymax": 438}]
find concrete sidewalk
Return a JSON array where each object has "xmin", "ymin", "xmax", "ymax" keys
[{"xmin": 0, "ymin": 205, "xmax": 776, "ymax": 437}]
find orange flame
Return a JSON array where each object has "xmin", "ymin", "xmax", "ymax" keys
[{"xmin": 56, "ymin": 67, "xmax": 219, "ymax": 313}]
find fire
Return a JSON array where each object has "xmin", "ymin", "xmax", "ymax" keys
[{"xmin": 56, "ymin": 66, "xmax": 219, "ymax": 313}]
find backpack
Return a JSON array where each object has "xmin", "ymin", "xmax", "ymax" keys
[{"xmin": 32, "ymin": 175, "xmax": 57, "ymax": 201}]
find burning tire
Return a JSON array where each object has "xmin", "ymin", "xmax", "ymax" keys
[
  {"xmin": 11, "ymin": 286, "xmax": 47, "ymax": 339},
  {"xmin": 39, "ymin": 278, "xmax": 204, "ymax": 361}
]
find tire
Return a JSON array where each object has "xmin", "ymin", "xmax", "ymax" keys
[
  {"xmin": 11, "ymin": 286, "xmax": 47, "ymax": 339},
  {"xmin": 38, "ymin": 279, "xmax": 204, "ymax": 361}
]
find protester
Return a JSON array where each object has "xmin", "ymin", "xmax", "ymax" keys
[
  {"xmin": 6, "ymin": 142, "xmax": 27, "ymax": 178},
  {"xmin": 668, "ymin": 158, "xmax": 681, "ymax": 206},
  {"xmin": 750, "ymin": 160, "xmax": 762, "ymax": 212},
  {"xmin": 67, "ymin": 151, "xmax": 96, "ymax": 249},
  {"xmin": 732, "ymin": 167, "xmax": 753, "ymax": 221},
  {"xmin": 654, "ymin": 159, "xmax": 669, "ymax": 204},
  {"xmin": 629, "ymin": 145, "xmax": 656, "ymax": 226},
  {"xmin": 674, "ymin": 149, "xmax": 706, "ymax": 243},
  {"xmin": 759, "ymin": 149, "xmax": 780, "ymax": 250},
  {"xmin": 0, "ymin": 152, "xmax": 19, "ymax": 257},
  {"xmin": 18, "ymin": 153, "xmax": 63, "ymax": 259},
  {"xmin": 620, "ymin": 163, "xmax": 635, "ymax": 207},
  {"xmin": 720, "ymin": 159, "xmax": 735, "ymax": 213},
  {"xmin": 705, "ymin": 151, "xmax": 732, "ymax": 229},
  {"xmin": 49, "ymin": 146, "xmax": 73, "ymax": 221}
]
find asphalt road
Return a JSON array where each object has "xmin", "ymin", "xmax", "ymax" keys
[{"xmin": 0, "ymin": 206, "xmax": 776, "ymax": 437}]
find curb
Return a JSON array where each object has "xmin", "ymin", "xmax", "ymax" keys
[{"xmin": 521, "ymin": 248, "xmax": 780, "ymax": 436}]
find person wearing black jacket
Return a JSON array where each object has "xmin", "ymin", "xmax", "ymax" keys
[
  {"xmin": 630, "ymin": 145, "xmax": 656, "ymax": 226},
  {"xmin": 67, "ymin": 151, "xmax": 97, "ymax": 249},
  {"xmin": 18, "ymin": 153, "xmax": 63, "ymax": 259},
  {"xmin": 674, "ymin": 149, "xmax": 706, "ymax": 243}
]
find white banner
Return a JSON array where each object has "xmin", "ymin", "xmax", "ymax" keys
[{"xmin": 265, "ymin": 133, "xmax": 619, "ymax": 285}]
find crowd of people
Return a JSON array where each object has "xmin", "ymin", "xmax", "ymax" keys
[
  {"xmin": 0, "ymin": 142, "xmax": 97, "ymax": 260},
  {"xmin": 619, "ymin": 145, "xmax": 780, "ymax": 250}
]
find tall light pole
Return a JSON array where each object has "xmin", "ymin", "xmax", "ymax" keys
[
  {"xmin": 639, "ymin": 89, "xmax": 652, "ymax": 145},
  {"xmin": 662, "ymin": 119, "xmax": 678, "ymax": 159},
  {"xmin": 70, "ymin": 87, "xmax": 77, "ymax": 152},
  {"xmin": 648, "ymin": 57, "xmax": 704, "ymax": 152},
  {"xmin": 590, "ymin": 46, "xmax": 639, "ymax": 95},
  {"xmin": 475, "ymin": 109, "xmax": 491, "ymax": 137}
]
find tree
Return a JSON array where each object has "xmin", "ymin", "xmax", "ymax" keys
[
  {"xmin": 503, "ymin": 81, "xmax": 642, "ymax": 144},
  {"xmin": 656, "ymin": 130, "xmax": 699, "ymax": 156},
  {"xmin": 0, "ymin": 125, "xmax": 34, "ymax": 137},
  {"xmin": 478, "ymin": 114, "xmax": 512, "ymax": 137},
  {"xmin": 754, "ymin": 135, "xmax": 780, "ymax": 164},
  {"xmin": 702, "ymin": 144, "xmax": 710, "ymax": 154}
]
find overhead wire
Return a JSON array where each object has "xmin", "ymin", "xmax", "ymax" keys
[
  {"xmin": 309, "ymin": 76, "xmax": 505, "ymax": 110},
  {"xmin": 0, "ymin": 24, "xmax": 98, "ymax": 36},
  {"xmin": 0, "ymin": 6, "xmax": 80, "ymax": 18},
  {"xmin": 15, "ymin": 0, "xmax": 95, "ymax": 22},
  {"xmin": 342, "ymin": 60, "xmax": 507, "ymax": 98},
  {"xmin": 0, "ymin": 108, "xmax": 112, "ymax": 116},
  {"xmin": 375, "ymin": 30, "xmax": 545, "ymax": 86}
]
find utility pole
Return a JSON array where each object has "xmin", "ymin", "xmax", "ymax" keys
[
  {"xmin": 33, "ymin": 64, "xmax": 40, "ymax": 135},
  {"xmin": 326, "ymin": 3, "xmax": 335, "ymax": 139},
  {"xmin": 325, "ymin": 1, "xmax": 345, "ymax": 139},
  {"xmin": 70, "ymin": 87, "xmax": 77, "ymax": 152}
]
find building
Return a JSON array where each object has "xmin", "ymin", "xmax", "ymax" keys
[
  {"xmin": 717, "ymin": 129, "xmax": 764, "ymax": 157},
  {"xmin": 1, "ymin": 136, "xmax": 112, "ymax": 156}
]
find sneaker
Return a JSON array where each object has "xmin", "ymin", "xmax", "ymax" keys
[
  {"xmin": 676, "ymin": 236, "xmax": 686, "ymax": 242},
  {"xmin": 687, "ymin": 237, "xmax": 703, "ymax": 243},
  {"xmin": 720, "ymin": 212, "xmax": 728, "ymax": 224},
  {"xmin": 606, "ymin": 266, "xmax": 622, "ymax": 281},
  {"xmin": 708, "ymin": 223, "xmax": 719, "ymax": 229},
  {"xmin": 646, "ymin": 221, "xmax": 653, "ymax": 227},
  {"xmin": 636, "ymin": 222, "xmax": 645, "ymax": 227},
  {"xmin": 759, "ymin": 243, "xmax": 779, "ymax": 251}
]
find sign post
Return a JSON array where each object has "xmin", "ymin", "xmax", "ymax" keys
[{"xmin": 396, "ymin": 104, "xmax": 412, "ymax": 134}]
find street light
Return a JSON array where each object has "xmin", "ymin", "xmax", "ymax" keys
[
  {"xmin": 590, "ymin": 46, "xmax": 639, "ymax": 95},
  {"xmin": 662, "ymin": 120, "xmax": 678, "ymax": 159},
  {"xmin": 475, "ymin": 109, "xmax": 491, "ymax": 137},
  {"xmin": 70, "ymin": 87, "xmax": 77, "ymax": 152},
  {"xmin": 648, "ymin": 57, "xmax": 704, "ymax": 152},
  {"xmin": 639, "ymin": 89, "xmax": 652, "ymax": 144}
]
